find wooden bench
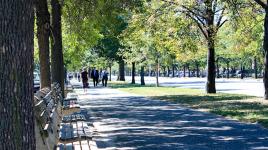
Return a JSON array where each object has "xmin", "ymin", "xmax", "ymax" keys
[
  {"xmin": 65, "ymin": 84, "xmax": 74, "ymax": 97},
  {"xmin": 57, "ymin": 95, "xmax": 96, "ymax": 150},
  {"xmin": 56, "ymin": 112, "xmax": 97, "ymax": 150},
  {"xmin": 63, "ymin": 93, "xmax": 81, "ymax": 116},
  {"xmin": 57, "ymin": 140, "xmax": 97, "ymax": 150},
  {"xmin": 35, "ymin": 83, "xmax": 97, "ymax": 150},
  {"xmin": 35, "ymin": 83, "xmax": 63, "ymax": 150}
]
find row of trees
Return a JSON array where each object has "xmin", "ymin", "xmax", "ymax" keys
[
  {"xmin": 2, "ymin": 0, "xmax": 268, "ymax": 148},
  {"xmin": 36, "ymin": 0, "xmax": 64, "ymax": 91},
  {"xmin": 60, "ymin": 0, "xmax": 268, "ymax": 96},
  {"xmin": 1, "ymin": 0, "xmax": 65, "ymax": 148},
  {"xmin": 1, "ymin": 0, "xmax": 143, "ymax": 148}
]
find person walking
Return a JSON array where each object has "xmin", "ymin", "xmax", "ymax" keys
[
  {"xmin": 102, "ymin": 69, "xmax": 108, "ymax": 87},
  {"xmin": 95, "ymin": 69, "xmax": 99, "ymax": 86},
  {"xmin": 88, "ymin": 67, "xmax": 91, "ymax": 78},
  {"xmin": 91, "ymin": 67, "xmax": 99, "ymax": 87},
  {"xmin": 100, "ymin": 69, "xmax": 104, "ymax": 85},
  {"xmin": 81, "ymin": 68, "xmax": 89, "ymax": 92}
]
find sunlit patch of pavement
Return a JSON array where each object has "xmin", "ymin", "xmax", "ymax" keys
[{"xmin": 70, "ymin": 79, "xmax": 268, "ymax": 150}]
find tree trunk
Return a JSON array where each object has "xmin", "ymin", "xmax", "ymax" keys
[
  {"xmin": 196, "ymin": 62, "xmax": 200, "ymax": 77},
  {"xmin": 172, "ymin": 64, "xmax": 175, "ymax": 77},
  {"xmin": 64, "ymin": 67, "xmax": 67, "ymax": 84},
  {"xmin": 131, "ymin": 62, "xmax": 135, "ymax": 84},
  {"xmin": 205, "ymin": 1, "xmax": 216, "ymax": 93},
  {"xmin": 51, "ymin": 0, "xmax": 64, "ymax": 96},
  {"xmin": 36, "ymin": 0, "xmax": 51, "ymax": 89},
  {"xmin": 156, "ymin": 58, "xmax": 160, "ymax": 87},
  {"xmin": 109, "ymin": 64, "xmax": 112, "ymax": 81},
  {"xmin": 0, "ymin": 0, "xmax": 36, "ymax": 149},
  {"xmin": 262, "ymin": 4, "xmax": 268, "ymax": 99},
  {"xmin": 240, "ymin": 64, "xmax": 244, "ymax": 79},
  {"xmin": 163, "ymin": 67, "xmax": 166, "ymax": 77},
  {"xmin": 141, "ymin": 66, "xmax": 145, "ymax": 85},
  {"xmin": 227, "ymin": 61, "xmax": 230, "ymax": 79},
  {"xmin": 118, "ymin": 59, "xmax": 125, "ymax": 81},
  {"xmin": 149, "ymin": 65, "xmax": 151, "ymax": 77},
  {"xmin": 167, "ymin": 66, "xmax": 170, "ymax": 77},
  {"xmin": 254, "ymin": 57, "xmax": 258, "ymax": 79},
  {"xmin": 206, "ymin": 38, "xmax": 216, "ymax": 93},
  {"xmin": 183, "ymin": 65, "xmax": 186, "ymax": 77},
  {"xmin": 187, "ymin": 64, "xmax": 190, "ymax": 77},
  {"xmin": 216, "ymin": 59, "xmax": 220, "ymax": 78}
]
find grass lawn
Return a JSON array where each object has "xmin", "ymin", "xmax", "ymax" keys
[{"xmin": 109, "ymin": 81, "xmax": 268, "ymax": 128}]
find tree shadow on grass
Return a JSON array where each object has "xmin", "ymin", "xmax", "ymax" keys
[
  {"xmin": 153, "ymin": 94, "xmax": 254, "ymax": 105},
  {"xmin": 151, "ymin": 94, "xmax": 268, "ymax": 128}
]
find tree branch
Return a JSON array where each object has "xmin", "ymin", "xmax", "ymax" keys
[
  {"xmin": 253, "ymin": 0, "xmax": 267, "ymax": 9},
  {"xmin": 217, "ymin": 19, "xmax": 228, "ymax": 30},
  {"xmin": 180, "ymin": 6, "xmax": 207, "ymax": 27},
  {"xmin": 186, "ymin": 14, "xmax": 208, "ymax": 40},
  {"xmin": 161, "ymin": 0, "xmax": 207, "ymax": 27},
  {"xmin": 181, "ymin": 5, "xmax": 207, "ymax": 20},
  {"xmin": 213, "ymin": 0, "xmax": 218, "ymax": 13},
  {"xmin": 216, "ymin": 8, "xmax": 227, "ymax": 30}
]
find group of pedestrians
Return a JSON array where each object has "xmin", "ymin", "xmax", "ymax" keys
[{"xmin": 80, "ymin": 67, "xmax": 109, "ymax": 92}]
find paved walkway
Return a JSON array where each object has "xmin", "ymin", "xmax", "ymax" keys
[{"xmin": 71, "ymin": 81, "xmax": 268, "ymax": 150}]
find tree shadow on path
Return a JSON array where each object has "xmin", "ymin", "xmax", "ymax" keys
[{"xmin": 77, "ymin": 89, "xmax": 268, "ymax": 150}]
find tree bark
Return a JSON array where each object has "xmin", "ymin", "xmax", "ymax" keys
[
  {"xmin": 254, "ymin": 57, "xmax": 258, "ymax": 79},
  {"xmin": 187, "ymin": 64, "xmax": 190, "ymax": 77},
  {"xmin": 227, "ymin": 61, "xmax": 230, "ymax": 79},
  {"xmin": 264, "ymin": 11, "xmax": 268, "ymax": 99},
  {"xmin": 216, "ymin": 59, "xmax": 220, "ymax": 78},
  {"xmin": 149, "ymin": 65, "xmax": 151, "ymax": 77},
  {"xmin": 0, "ymin": 0, "xmax": 36, "ymax": 149},
  {"xmin": 196, "ymin": 62, "xmax": 200, "ymax": 77},
  {"xmin": 156, "ymin": 58, "xmax": 160, "ymax": 87},
  {"xmin": 163, "ymin": 67, "xmax": 166, "ymax": 77},
  {"xmin": 240, "ymin": 64, "xmax": 244, "ymax": 79},
  {"xmin": 36, "ymin": 0, "xmax": 51, "ymax": 89},
  {"xmin": 51, "ymin": 0, "xmax": 64, "ymax": 96},
  {"xmin": 109, "ymin": 64, "xmax": 112, "ymax": 81},
  {"xmin": 183, "ymin": 65, "xmax": 186, "ymax": 77},
  {"xmin": 205, "ymin": 1, "xmax": 216, "ymax": 93},
  {"xmin": 167, "ymin": 66, "xmax": 170, "ymax": 77},
  {"xmin": 141, "ymin": 66, "xmax": 145, "ymax": 85},
  {"xmin": 206, "ymin": 38, "xmax": 216, "ymax": 93},
  {"xmin": 118, "ymin": 59, "xmax": 125, "ymax": 81},
  {"xmin": 172, "ymin": 64, "xmax": 175, "ymax": 77},
  {"xmin": 131, "ymin": 62, "xmax": 135, "ymax": 84}
]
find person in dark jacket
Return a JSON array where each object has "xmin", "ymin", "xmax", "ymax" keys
[
  {"xmin": 101, "ymin": 70, "xmax": 109, "ymax": 87},
  {"xmin": 91, "ymin": 67, "xmax": 99, "ymax": 87},
  {"xmin": 81, "ymin": 68, "xmax": 89, "ymax": 92}
]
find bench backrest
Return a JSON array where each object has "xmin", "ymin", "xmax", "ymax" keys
[{"xmin": 35, "ymin": 83, "xmax": 63, "ymax": 150}]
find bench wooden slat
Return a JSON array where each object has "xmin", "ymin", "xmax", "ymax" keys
[
  {"xmin": 81, "ymin": 140, "xmax": 90, "ymax": 150},
  {"xmin": 73, "ymin": 141, "xmax": 81, "ymax": 150}
]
